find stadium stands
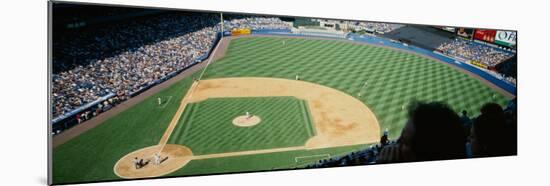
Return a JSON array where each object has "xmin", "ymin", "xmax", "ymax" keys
[
  {"xmin": 52, "ymin": 12, "xmax": 220, "ymax": 119},
  {"xmin": 52, "ymin": 10, "xmax": 294, "ymax": 134},
  {"xmin": 223, "ymin": 17, "xmax": 292, "ymax": 30},
  {"xmin": 495, "ymin": 55, "xmax": 517, "ymax": 85},
  {"xmin": 347, "ymin": 21, "xmax": 404, "ymax": 34},
  {"xmin": 292, "ymin": 27, "xmax": 348, "ymax": 38},
  {"xmin": 437, "ymin": 39, "xmax": 514, "ymax": 67},
  {"xmin": 52, "ymin": 5, "xmax": 164, "ymax": 29},
  {"xmin": 52, "ymin": 12, "xmax": 219, "ymax": 73},
  {"xmin": 382, "ymin": 25, "xmax": 456, "ymax": 50}
]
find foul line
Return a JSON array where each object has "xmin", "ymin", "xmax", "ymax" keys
[
  {"xmin": 157, "ymin": 81, "xmax": 199, "ymax": 153},
  {"xmin": 193, "ymin": 146, "xmax": 306, "ymax": 160},
  {"xmin": 157, "ymin": 36, "xmax": 225, "ymax": 154}
]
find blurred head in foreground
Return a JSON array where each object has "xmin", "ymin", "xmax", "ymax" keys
[{"xmin": 377, "ymin": 101, "xmax": 466, "ymax": 163}]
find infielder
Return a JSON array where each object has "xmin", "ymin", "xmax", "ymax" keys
[{"xmin": 154, "ymin": 153, "xmax": 161, "ymax": 165}]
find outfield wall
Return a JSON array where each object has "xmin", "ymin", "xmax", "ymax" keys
[{"xmin": 249, "ymin": 29, "xmax": 517, "ymax": 96}]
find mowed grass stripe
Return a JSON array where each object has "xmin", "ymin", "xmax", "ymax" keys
[{"xmin": 169, "ymin": 104, "xmax": 195, "ymax": 143}]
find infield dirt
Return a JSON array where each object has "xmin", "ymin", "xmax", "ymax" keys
[
  {"xmin": 114, "ymin": 77, "xmax": 381, "ymax": 178},
  {"xmin": 190, "ymin": 77, "xmax": 381, "ymax": 149}
]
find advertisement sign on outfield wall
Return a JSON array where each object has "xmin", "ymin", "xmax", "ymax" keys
[
  {"xmin": 470, "ymin": 60, "xmax": 488, "ymax": 69},
  {"xmin": 495, "ymin": 31, "xmax": 517, "ymax": 47},
  {"xmin": 231, "ymin": 28, "xmax": 251, "ymax": 36},
  {"xmin": 474, "ymin": 29, "xmax": 497, "ymax": 43}
]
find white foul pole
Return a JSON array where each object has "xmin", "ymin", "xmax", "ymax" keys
[{"xmin": 220, "ymin": 12, "xmax": 224, "ymax": 37}]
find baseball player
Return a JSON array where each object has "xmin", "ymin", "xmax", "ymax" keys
[
  {"xmin": 246, "ymin": 111, "xmax": 251, "ymax": 119},
  {"xmin": 158, "ymin": 97, "xmax": 162, "ymax": 105},
  {"xmin": 154, "ymin": 153, "xmax": 161, "ymax": 165},
  {"xmin": 295, "ymin": 74, "xmax": 300, "ymax": 80},
  {"xmin": 133, "ymin": 157, "xmax": 142, "ymax": 169}
]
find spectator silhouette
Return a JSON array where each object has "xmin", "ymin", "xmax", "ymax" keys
[
  {"xmin": 470, "ymin": 103, "xmax": 516, "ymax": 157},
  {"xmin": 377, "ymin": 102, "xmax": 466, "ymax": 163},
  {"xmin": 505, "ymin": 97, "xmax": 517, "ymax": 113},
  {"xmin": 380, "ymin": 129, "xmax": 389, "ymax": 147},
  {"xmin": 460, "ymin": 110, "xmax": 473, "ymax": 137}
]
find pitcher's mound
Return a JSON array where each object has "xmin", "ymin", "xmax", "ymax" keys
[
  {"xmin": 114, "ymin": 144, "xmax": 193, "ymax": 179},
  {"xmin": 232, "ymin": 115, "xmax": 261, "ymax": 127}
]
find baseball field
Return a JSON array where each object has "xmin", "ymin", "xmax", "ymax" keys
[{"xmin": 52, "ymin": 36, "xmax": 511, "ymax": 184}]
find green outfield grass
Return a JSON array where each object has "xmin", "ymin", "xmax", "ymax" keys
[
  {"xmin": 204, "ymin": 37, "xmax": 510, "ymax": 138},
  {"xmin": 168, "ymin": 97, "xmax": 314, "ymax": 155},
  {"xmin": 52, "ymin": 36, "xmax": 510, "ymax": 184}
]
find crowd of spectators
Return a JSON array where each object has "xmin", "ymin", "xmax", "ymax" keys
[
  {"xmin": 306, "ymin": 132, "xmax": 395, "ymax": 168},
  {"xmin": 307, "ymin": 100, "xmax": 516, "ymax": 167},
  {"xmin": 349, "ymin": 21, "xmax": 404, "ymax": 33},
  {"xmin": 436, "ymin": 39, "xmax": 517, "ymax": 85},
  {"xmin": 504, "ymin": 75, "xmax": 517, "ymax": 85},
  {"xmin": 223, "ymin": 17, "xmax": 292, "ymax": 31},
  {"xmin": 53, "ymin": 12, "xmax": 220, "ymax": 118},
  {"xmin": 496, "ymin": 55, "xmax": 517, "ymax": 85},
  {"xmin": 52, "ymin": 12, "xmax": 219, "ymax": 73},
  {"xmin": 436, "ymin": 39, "xmax": 514, "ymax": 67},
  {"xmin": 52, "ymin": 13, "xmax": 293, "ymax": 129}
]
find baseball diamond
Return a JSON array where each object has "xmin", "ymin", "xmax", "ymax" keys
[
  {"xmin": 52, "ymin": 35, "xmax": 511, "ymax": 184},
  {"xmin": 169, "ymin": 96, "xmax": 316, "ymax": 155}
]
